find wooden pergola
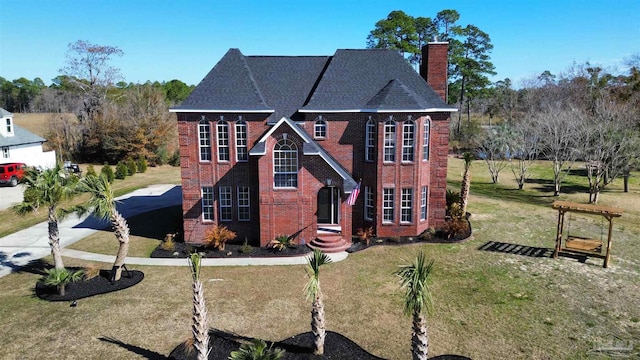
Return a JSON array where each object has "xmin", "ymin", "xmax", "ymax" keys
[{"xmin": 552, "ymin": 201, "xmax": 623, "ymax": 268}]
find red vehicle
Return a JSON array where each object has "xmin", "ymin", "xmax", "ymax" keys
[{"xmin": 0, "ymin": 162, "xmax": 27, "ymax": 187}]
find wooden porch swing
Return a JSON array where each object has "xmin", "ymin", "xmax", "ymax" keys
[{"xmin": 552, "ymin": 201, "xmax": 623, "ymax": 268}]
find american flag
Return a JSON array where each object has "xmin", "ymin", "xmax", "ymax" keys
[{"xmin": 346, "ymin": 180, "xmax": 361, "ymax": 206}]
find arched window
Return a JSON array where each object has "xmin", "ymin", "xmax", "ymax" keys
[
  {"xmin": 216, "ymin": 120, "xmax": 230, "ymax": 161},
  {"xmin": 274, "ymin": 138, "xmax": 298, "ymax": 188},
  {"xmin": 365, "ymin": 118, "xmax": 376, "ymax": 162},
  {"xmin": 402, "ymin": 120, "xmax": 415, "ymax": 162},
  {"xmin": 235, "ymin": 120, "xmax": 248, "ymax": 162},
  {"xmin": 198, "ymin": 120, "xmax": 211, "ymax": 161},
  {"xmin": 383, "ymin": 119, "xmax": 396, "ymax": 162},
  {"xmin": 423, "ymin": 119, "xmax": 430, "ymax": 161},
  {"xmin": 314, "ymin": 119, "xmax": 327, "ymax": 139}
]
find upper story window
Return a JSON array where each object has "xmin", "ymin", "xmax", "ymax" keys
[
  {"xmin": 235, "ymin": 120, "xmax": 248, "ymax": 162},
  {"xmin": 314, "ymin": 119, "xmax": 327, "ymax": 139},
  {"xmin": 201, "ymin": 186, "xmax": 214, "ymax": 221},
  {"xmin": 365, "ymin": 118, "xmax": 376, "ymax": 162},
  {"xmin": 383, "ymin": 119, "xmax": 396, "ymax": 162},
  {"xmin": 198, "ymin": 120, "xmax": 211, "ymax": 162},
  {"xmin": 6, "ymin": 118, "xmax": 12, "ymax": 134},
  {"xmin": 217, "ymin": 120, "xmax": 230, "ymax": 162},
  {"xmin": 402, "ymin": 120, "xmax": 415, "ymax": 162},
  {"xmin": 423, "ymin": 119, "xmax": 430, "ymax": 161},
  {"xmin": 274, "ymin": 138, "xmax": 298, "ymax": 188}
]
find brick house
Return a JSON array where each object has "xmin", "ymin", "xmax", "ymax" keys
[{"xmin": 170, "ymin": 42, "xmax": 455, "ymax": 252}]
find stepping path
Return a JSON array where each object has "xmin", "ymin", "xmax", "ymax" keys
[{"xmin": 0, "ymin": 184, "xmax": 347, "ymax": 278}]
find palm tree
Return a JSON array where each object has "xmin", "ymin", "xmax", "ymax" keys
[
  {"xmin": 304, "ymin": 249, "xmax": 332, "ymax": 355},
  {"xmin": 75, "ymin": 174, "xmax": 129, "ymax": 281},
  {"xmin": 12, "ymin": 164, "xmax": 78, "ymax": 270},
  {"xmin": 460, "ymin": 152, "xmax": 474, "ymax": 216},
  {"xmin": 228, "ymin": 339, "xmax": 284, "ymax": 360},
  {"xmin": 395, "ymin": 251, "xmax": 435, "ymax": 360},
  {"xmin": 188, "ymin": 253, "xmax": 210, "ymax": 360}
]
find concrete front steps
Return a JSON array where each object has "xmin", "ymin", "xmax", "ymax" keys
[{"xmin": 308, "ymin": 234, "xmax": 352, "ymax": 253}]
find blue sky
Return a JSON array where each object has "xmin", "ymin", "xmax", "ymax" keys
[{"xmin": 1, "ymin": 0, "xmax": 639, "ymax": 87}]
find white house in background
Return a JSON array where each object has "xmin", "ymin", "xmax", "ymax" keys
[{"xmin": 0, "ymin": 108, "xmax": 56, "ymax": 168}]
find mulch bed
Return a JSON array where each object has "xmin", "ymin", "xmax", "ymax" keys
[
  {"xmin": 35, "ymin": 269, "xmax": 144, "ymax": 302},
  {"xmin": 151, "ymin": 242, "xmax": 312, "ymax": 259},
  {"xmin": 169, "ymin": 329, "xmax": 386, "ymax": 360}
]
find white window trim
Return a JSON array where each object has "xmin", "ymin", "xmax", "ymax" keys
[
  {"xmin": 401, "ymin": 188, "xmax": 413, "ymax": 223},
  {"xmin": 219, "ymin": 186, "xmax": 232, "ymax": 221},
  {"xmin": 237, "ymin": 186, "xmax": 250, "ymax": 221},
  {"xmin": 420, "ymin": 186, "xmax": 428, "ymax": 221},
  {"xmin": 314, "ymin": 119, "xmax": 327, "ymax": 139},
  {"xmin": 383, "ymin": 119, "xmax": 396, "ymax": 163},
  {"xmin": 202, "ymin": 187, "xmax": 214, "ymax": 221},
  {"xmin": 423, "ymin": 119, "xmax": 430, "ymax": 161},
  {"xmin": 2, "ymin": 147, "xmax": 9, "ymax": 159},
  {"xmin": 383, "ymin": 188, "xmax": 394, "ymax": 223},
  {"xmin": 198, "ymin": 121, "xmax": 211, "ymax": 162},
  {"xmin": 273, "ymin": 138, "xmax": 298, "ymax": 188},
  {"xmin": 235, "ymin": 121, "xmax": 248, "ymax": 162},
  {"xmin": 217, "ymin": 120, "xmax": 230, "ymax": 162},
  {"xmin": 402, "ymin": 120, "xmax": 415, "ymax": 162},
  {"xmin": 364, "ymin": 186, "xmax": 374, "ymax": 221},
  {"xmin": 365, "ymin": 118, "xmax": 376, "ymax": 162}
]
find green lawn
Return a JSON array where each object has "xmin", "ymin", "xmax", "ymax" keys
[{"xmin": 0, "ymin": 157, "xmax": 638, "ymax": 359}]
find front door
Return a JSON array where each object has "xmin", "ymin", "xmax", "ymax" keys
[{"xmin": 317, "ymin": 187, "xmax": 340, "ymax": 224}]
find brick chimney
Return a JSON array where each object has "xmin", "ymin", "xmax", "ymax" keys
[{"xmin": 420, "ymin": 41, "xmax": 449, "ymax": 102}]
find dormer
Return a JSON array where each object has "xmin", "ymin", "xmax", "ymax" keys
[{"xmin": 0, "ymin": 108, "xmax": 14, "ymax": 137}]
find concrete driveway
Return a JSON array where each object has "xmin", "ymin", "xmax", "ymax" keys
[{"xmin": 0, "ymin": 184, "xmax": 25, "ymax": 210}]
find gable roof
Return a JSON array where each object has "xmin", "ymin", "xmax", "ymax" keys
[
  {"xmin": 0, "ymin": 108, "xmax": 12, "ymax": 118},
  {"xmin": 172, "ymin": 48, "xmax": 456, "ymax": 118},
  {"xmin": 249, "ymin": 117, "xmax": 358, "ymax": 193},
  {"xmin": 0, "ymin": 124, "xmax": 46, "ymax": 147}
]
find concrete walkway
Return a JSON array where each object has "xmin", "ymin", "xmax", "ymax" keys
[{"xmin": 0, "ymin": 184, "xmax": 347, "ymax": 278}]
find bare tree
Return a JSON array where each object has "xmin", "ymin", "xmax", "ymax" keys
[
  {"xmin": 478, "ymin": 123, "xmax": 511, "ymax": 183},
  {"xmin": 532, "ymin": 104, "xmax": 582, "ymax": 196},
  {"xmin": 59, "ymin": 40, "xmax": 123, "ymax": 122},
  {"xmin": 579, "ymin": 99, "xmax": 640, "ymax": 203},
  {"xmin": 508, "ymin": 119, "xmax": 540, "ymax": 190}
]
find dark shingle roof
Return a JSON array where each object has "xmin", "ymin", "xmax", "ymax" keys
[
  {"xmin": 173, "ymin": 48, "xmax": 454, "ymax": 116},
  {"xmin": 0, "ymin": 124, "xmax": 46, "ymax": 147}
]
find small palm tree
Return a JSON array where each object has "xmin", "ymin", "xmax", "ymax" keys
[
  {"xmin": 228, "ymin": 339, "xmax": 284, "ymax": 360},
  {"xmin": 188, "ymin": 253, "xmax": 210, "ymax": 360},
  {"xmin": 12, "ymin": 164, "xmax": 78, "ymax": 270},
  {"xmin": 304, "ymin": 249, "xmax": 332, "ymax": 355},
  {"xmin": 75, "ymin": 174, "xmax": 129, "ymax": 281},
  {"xmin": 395, "ymin": 252, "xmax": 435, "ymax": 360},
  {"xmin": 460, "ymin": 152, "xmax": 474, "ymax": 216},
  {"xmin": 43, "ymin": 268, "xmax": 84, "ymax": 296}
]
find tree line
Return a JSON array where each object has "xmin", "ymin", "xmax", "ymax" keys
[
  {"xmin": 0, "ymin": 40, "xmax": 194, "ymax": 165},
  {"xmin": 368, "ymin": 10, "xmax": 640, "ymax": 204}
]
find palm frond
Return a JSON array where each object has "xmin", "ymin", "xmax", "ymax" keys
[
  {"xmin": 188, "ymin": 253, "xmax": 202, "ymax": 282},
  {"xmin": 395, "ymin": 251, "xmax": 435, "ymax": 317},
  {"xmin": 304, "ymin": 249, "xmax": 331, "ymax": 300},
  {"xmin": 76, "ymin": 174, "xmax": 116, "ymax": 219}
]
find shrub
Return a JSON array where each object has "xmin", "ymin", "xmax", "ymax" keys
[
  {"xmin": 115, "ymin": 161, "xmax": 128, "ymax": 180},
  {"xmin": 126, "ymin": 158, "xmax": 137, "ymax": 176},
  {"xmin": 42, "ymin": 268, "xmax": 84, "ymax": 296},
  {"xmin": 269, "ymin": 235, "xmax": 293, "ymax": 251},
  {"xmin": 239, "ymin": 238, "xmax": 253, "ymax": 254},
  {"xmin": 418, "ymin": 227, "xmax": 436, "ymax": 241},
  {"xmin": 229, "ymin": 339, "xmax": 284, "ymax": 360},
  {"xmin": 155, "ymin": 146, "xmax": 168, "ymax": 166},
  {"xmin": 83, "ymin": 264, "xmax": 101, "ymax": 281},
  {"xmin": 161, "ymin": 233, "xmax": 176, "ymax": 251},
  {"xmin": 137, "ymin": 158, "xmax": 148, "ymax": 173},
  {"xmin": 356, "ymin": 226, "xmax": 374, "ymax": 246},
  {"xmin": 169, "ymin": 149, "xmax": 180, "ymax": 167},
  {"xmin": 203, "ymin": 225, "xmax": 236, "ymax": 251},
  {"xmin": 86, "ymin": 164, "xmax": 97, "ymax": 177},
  {"xmin": 439, "ymin": 219, "xmax": 471, "ymax": 241},
  {"xmin": 446, "ymin": 189, "xmax": 464, "ymax": 219},
  {"xmin": 100, "ymin": 163, "xmax": 115, "ymax": 183}
]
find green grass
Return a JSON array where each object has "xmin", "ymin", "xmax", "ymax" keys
[{"xmin": 0, "ymin": 157, "xmax": 639, "ymax": 359}]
